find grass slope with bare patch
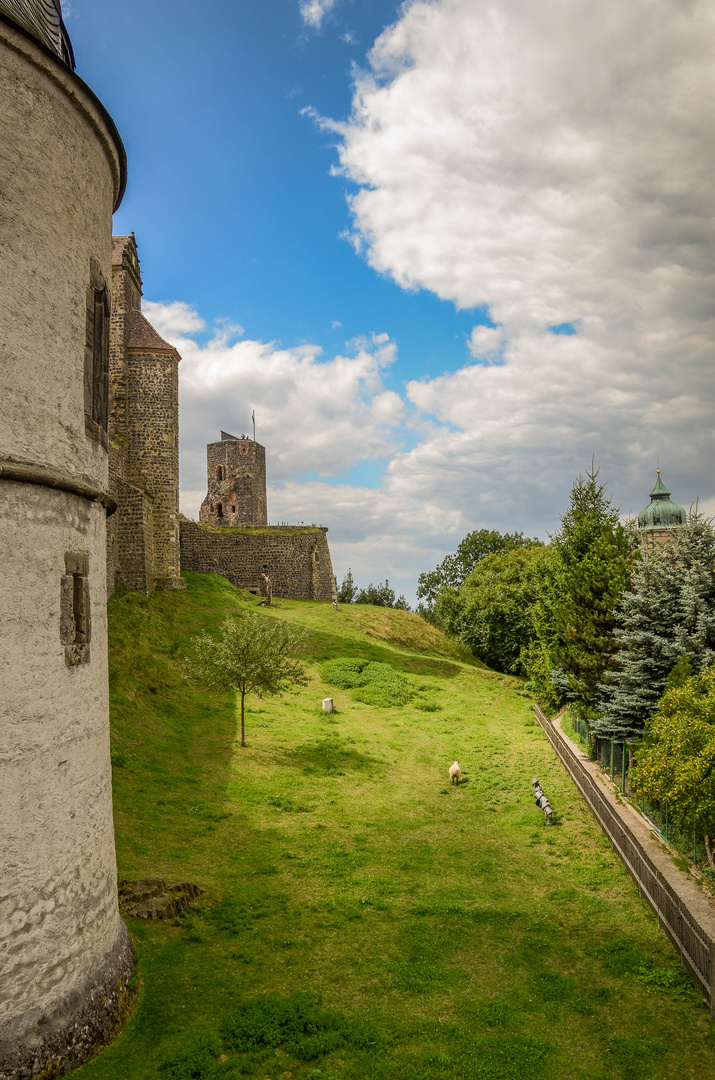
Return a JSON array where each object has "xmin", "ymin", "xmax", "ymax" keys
[{"xmin": 77, "ymin": 572, "xmax": 715, "ymax": 1080}]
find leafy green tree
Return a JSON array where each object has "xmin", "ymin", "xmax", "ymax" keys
[
  {"xmin": 434, "ymin": 544, "xmax": 548, "ymax": 674},
  {"xmin": 594, "ymin": 517, "xmax": 715, "ymax": 740},
  {"xmin": 338, "ymin": 572, "xmax": 410, "ymax": 610},
  {"xmin": 525, "ymin": 464, "xmax": 632, "ymax": 719},
  {"xmin": 416, "ymin": 529, "xmax": 538, "ymax": 620},
  {"xmin": 354, "ymin": 579, "xmax": 409, "ymax": 609},
  {"xmin": 630, "ymin": 667, "xmax": 715, "ymax": 869},
  {"xmin": 185, "ymin": 613, "xmax": 307, "ymax": 747},
  {"xmin": 337, "ymin": 568, "xmax": 357, "ymax": 603}
]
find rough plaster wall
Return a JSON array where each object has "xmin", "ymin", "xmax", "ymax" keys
[
  {"xmin": 0, "ymin": 22, "xmax": 120, "ymax": 487},
  {"xmin": 180, "ymin": 522, "xmax": 336, "ymax": 601},
  {"xmin": 0, "ymin": 483, "xmax": 129, "ymax": 1054},
  {"xmin": 126, "ymin": 350, "xmax": 181, "ymax": 589},
  {"xmin": 0, "ymin": 24, "xmax": 131, "ymax": 1074}
]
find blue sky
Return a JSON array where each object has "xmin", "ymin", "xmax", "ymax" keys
[
  {"xmin": 69, "ymin": 0, "xmax": 480, "ymax": 383},
  {"xmin": 65, "ymin": 0, "xmax": 715, "ymax": 603}
]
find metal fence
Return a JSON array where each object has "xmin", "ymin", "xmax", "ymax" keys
[{"xmin": 534, "ymin": 704, "xmax": 715, "ymax": 1009}]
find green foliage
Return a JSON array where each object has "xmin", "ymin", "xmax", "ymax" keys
[
  {"xmin": 433, "ymin": 545, "xmax": 548, "ymax": 674},
  {"xmin": 185, "ymin": 613, "xmax": 308, "ymax": 744},
  {"xmin": 595, "ymin": 517, "xmax": 715, "ymax": 740},
  {"xmin": 319, "ymin": 657, "xmax": 373, "ymax": 688},
  {"xmin": 338, "ymin": 572, "xmax": 410, "ymax": 610},
  {"xmin": 93, "ymin": 573, "xmax": 711, "ymax": 1080},
  {"xmin": 416, "ymin": 529, "xmax": 539, "ymax": 620},
  {"xmin": 525, "ymin": 465, "xmax": 632, "ymax": 718},
  {"xmin": 665, "ymin": 655, "xmax": 694, "ymax": 692},
  {"xmin": 221, "ymin": 993, "xmax": 385, "ymax": 1059},
  {"xmin": 163, "ymin": 1035, "xmax": 224, "ymax": 1080},
  {"xmin": 337, "ymin": 568, "xmax": 357, "ymax": 603},
  {"xmin": 320, "ymin": 657, "xmax": 413, "ymax": 706},
  {"xmin": 630, "ymin": 667, "xmax": 715, "ymax": 835}
]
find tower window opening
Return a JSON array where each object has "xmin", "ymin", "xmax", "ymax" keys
[
  {"xmin": 60, "ymin": 552, "xmax": 91, "ymax": 666},
  {"xmin": 215, "ymin": 464, "xmax": 223, "ymax": 482},
  {"xmin": 217, "ymin": 503, "xmax": 223, "ymax": 518}
]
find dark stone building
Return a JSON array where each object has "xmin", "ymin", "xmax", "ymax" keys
[
  {"xmin": 107, "ymin": 235, "xmax": 184, "ymax": 595},
  {"xmin": 200, "ymin": 431, "xmax": 268, "ymax": 526}
]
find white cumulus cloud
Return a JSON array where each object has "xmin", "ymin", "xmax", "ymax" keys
[
  {"xmin": 299, "ymin": 0, "xmax": 336, "ymax": 30},
  {"xmin": 307, "ymin": 0, "xmax": 715, "ymax": 544}
]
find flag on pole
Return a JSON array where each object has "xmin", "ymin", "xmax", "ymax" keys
[{"xmin": 252, "ymin": 410, "xmax": 256, "ymax": 442}]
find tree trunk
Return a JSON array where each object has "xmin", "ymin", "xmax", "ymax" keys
[
  {"xmin": 705, "ymin": 834, "xmax": 715, "ymax": 873},
  {"xmin": 240, "ymin": 690, "xmax": 246, "ymax": 747}
]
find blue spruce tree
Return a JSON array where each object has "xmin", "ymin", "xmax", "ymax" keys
[{"xmin": 595, "ymin": 517, "xmax": 715, "ymax": 741}]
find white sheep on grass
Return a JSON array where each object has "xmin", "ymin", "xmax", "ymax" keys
[{"xmin": 449, "ymin": 761, "xmax": 461, "ymax": 786}]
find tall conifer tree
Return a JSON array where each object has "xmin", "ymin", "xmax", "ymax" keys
[
  {"xmin": 595, "ymin": 517, "xmax": 715, "ymax": 740},
  {"xmin": 525, "ymin": 464, "xmax": 632, "ymax": 718}
]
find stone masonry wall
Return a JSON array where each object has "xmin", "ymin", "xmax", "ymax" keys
[
  {"xmin": 106, "ymin": 237, "xmax": 141, "ymax": 597},
  {"xmin": 107, "ymin": 235, "xmax": 183, "ymax": 596},
  {"xmin": 125, "ymin": 349, "xmax": 181, "ymax": 590},
  {"xmin": 114, "ymin": 478, "xmax": 153, "ymax": 594},
  {"xmin": 200, "ymin": 437, "xmax": 268, "ymax": 527},
  {"xmin": 180, "ymin": 522, "xmax": 336, "ymax": 601}
]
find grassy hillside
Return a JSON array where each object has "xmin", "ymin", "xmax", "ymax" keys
[{"xmin": 78, "ymin": 573, "xmax": 715, "ymax": 1079}]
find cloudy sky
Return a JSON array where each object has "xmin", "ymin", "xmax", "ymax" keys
[{"xmin": 68, "ymin": 0, "xmax": 715, "ymax": 602}]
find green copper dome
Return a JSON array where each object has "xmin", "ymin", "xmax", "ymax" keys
[{"xmin": 637, "ymin": 471, "xmax": 685, "ymax": 531}]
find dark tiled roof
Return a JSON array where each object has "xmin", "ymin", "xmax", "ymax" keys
[
  {"xmin": 128, "ymin": 310, "xmax": 180, "ymax": 360},
  {"xmin": 0, "ymin": 0, "xmax": 74, "ymax": 67}
]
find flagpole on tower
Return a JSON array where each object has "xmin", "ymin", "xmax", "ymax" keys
[{"xmin": 252, "ymin": 410, "xmax": 256, "ymax": 443}]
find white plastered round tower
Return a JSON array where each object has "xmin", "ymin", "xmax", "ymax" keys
[{"xmin": 0, "ymin": 6, "xmax": 134, "ymax": 1076}]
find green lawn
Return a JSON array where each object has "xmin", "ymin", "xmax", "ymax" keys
[{"xmin": 78, "ymin": 572, "xmax": 715, "ymax": 1079}]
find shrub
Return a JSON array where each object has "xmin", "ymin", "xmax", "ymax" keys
[
  {"xmin": 321, "ymin": 658, "xmax": 413, "ymax": 707},
  {"xmin": 319, "ymin": 658, "xmax": 371, "ymax": 689}
]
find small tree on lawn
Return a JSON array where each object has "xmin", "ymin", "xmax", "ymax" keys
[{"xmin": 185, "ymin": 613, "xmax": 308, "ymax": 747}]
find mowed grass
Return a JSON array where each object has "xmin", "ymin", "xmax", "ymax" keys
[{"xmin": 78, "ymin": 572, "xmax": 715, "ymax": 1080}]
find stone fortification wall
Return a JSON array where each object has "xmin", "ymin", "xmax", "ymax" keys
[
  {"xmin": 113, "ymin": 478, "xmax": 154, "ymax": 594},
  {"xmin": 125, "ymin": 340, "xmax": 181, "ymax": 589},
  {"xmin": 180, "ymin": 522, "xmax": 336, "ymax": 601},
  {"xmin": 0, "ymin": 15, "xmax": 133, "ymax": 1078}
]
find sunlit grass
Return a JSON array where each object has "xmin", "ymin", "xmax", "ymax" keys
[{"xmin": 77, "ymin": 573, "xmax": 715, "ymax": 1079}]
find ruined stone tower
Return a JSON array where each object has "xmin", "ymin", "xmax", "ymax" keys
[
  {"xmin": 199, "ymin": 431, "xmax": 268, "ymax": 527},
  {"xmin": 183, "ymin": 431, "xmax": 337, "ymax": 601},
  {"xmin": 107, "ymin": 234, "xmax": 184, "ymax": 595},
  {"xmin": 0, "ymin": 4, "xmax": 133, "ymax": 1075}
]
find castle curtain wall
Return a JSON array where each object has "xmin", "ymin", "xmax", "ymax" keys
[{"xmin": 180, "ymin": 523, "xmax": 336, "ymax": 601}]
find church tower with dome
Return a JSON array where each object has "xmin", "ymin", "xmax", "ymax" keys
[{"xmin": 637, "ymin": 469, "xmax": 686, "ymax": 544}]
